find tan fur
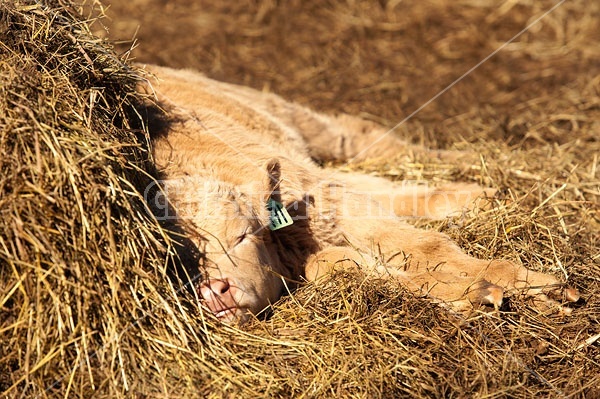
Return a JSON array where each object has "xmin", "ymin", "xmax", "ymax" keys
[{"xmin": 142, "ymin": 64, "xmax": 578, "ymax": 323}]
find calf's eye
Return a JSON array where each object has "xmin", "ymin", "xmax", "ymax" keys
[
  {"xmin": 234, "ymin": 227, "xmax": 251, "ymax": 246},
  {"xmin": 234, "ymin": 233, "xmax": 246, "ymax": 246}
]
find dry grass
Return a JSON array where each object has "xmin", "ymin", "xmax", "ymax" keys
[{"xmin": 1, "ymin": 0, "xmax": 599, "ymax": 398}]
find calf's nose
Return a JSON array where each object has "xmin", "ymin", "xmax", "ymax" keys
[{"xmin": 198, "ymin": 278, "xmax": 238, "ymax": 313}]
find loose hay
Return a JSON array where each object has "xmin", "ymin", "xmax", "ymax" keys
[{"xmin": 1, "ymin": 0, "xmax": 599, "ymax": 398}]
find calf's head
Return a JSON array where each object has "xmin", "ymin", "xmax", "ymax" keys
[{"xmin": 162, "ymin": 159, "xmax": 293, "ymax": 324}]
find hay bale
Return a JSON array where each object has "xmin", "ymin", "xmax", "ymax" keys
[{"xmin": 0, "ymin": 2, "xmax": 190, "ymax": 396}]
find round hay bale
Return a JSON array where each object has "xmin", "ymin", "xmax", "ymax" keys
[{"xmin": 0, "ymin": 2, "xmax": 199, "ymax": 397}]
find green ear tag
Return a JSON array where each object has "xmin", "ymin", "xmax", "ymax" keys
[{"xmin": 267, "ymin": 198, "xmax": 294, "ymax": 231}]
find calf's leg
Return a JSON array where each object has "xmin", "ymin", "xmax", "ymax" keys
[{"xmin": 308, "ymin": 219, "xmax": 579, "ymax": 314}]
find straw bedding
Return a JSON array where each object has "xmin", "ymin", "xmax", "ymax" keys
[{"xmin": 1, "ymin": 0, "xmax": 599, "ymax": 397}]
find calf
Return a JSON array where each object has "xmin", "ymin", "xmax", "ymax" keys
[{"xmin": 142, "ymin": 64, "xmax": 579, "ymax": 323}]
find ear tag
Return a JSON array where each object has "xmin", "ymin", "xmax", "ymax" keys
[{"xmin": 267, "ymin": 198, "xmax": 294, "ymax": 231}]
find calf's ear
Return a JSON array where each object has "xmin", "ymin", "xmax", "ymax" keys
[{"xmin": 264, "ymin": 158, "xmax": 282, "ymax": 203}]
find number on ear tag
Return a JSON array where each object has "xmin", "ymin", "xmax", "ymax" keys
[{"xmin": 267, "ymin": 198, "xmax": 294, "ymax": 230}]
